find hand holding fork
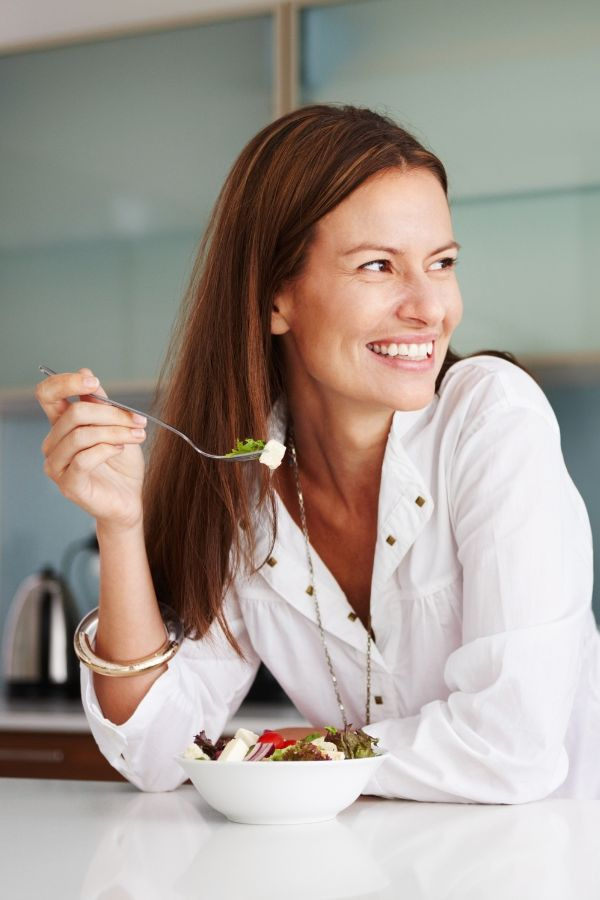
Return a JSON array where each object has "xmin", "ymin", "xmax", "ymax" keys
[{"xmin": 36, "ymin": 366, "xmax": 285, "ymax": 533}]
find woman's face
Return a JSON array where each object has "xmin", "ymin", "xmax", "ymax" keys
[{"xmin": 272, "ymin": 167, "xmax": 463, "ymax": 414}]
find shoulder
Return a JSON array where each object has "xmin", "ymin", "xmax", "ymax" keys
[{"xmin": 436, "ymin": 354, "xmax": 559, "ymax": 437}]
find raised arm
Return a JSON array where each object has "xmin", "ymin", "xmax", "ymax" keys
[
  {"xmin": 37, "ymin": 368, "xmax": 261, "ymax": 789},
  {"xmin": 36, "ymin": 368, "xmax": 169, "ymax": 723}
]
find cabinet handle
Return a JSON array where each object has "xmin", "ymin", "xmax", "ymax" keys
[{"xmin": 0, "ymin": 748, "xmax": 65, "ymax": 763}]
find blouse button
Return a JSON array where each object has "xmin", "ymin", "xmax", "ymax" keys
[
  {"xmin": 385, "ymin": 535, "xmax": 396, "ymax": 546},
  {"xmin": 374, "ymin": 695, "xmax": 383, "ymax": 705}
]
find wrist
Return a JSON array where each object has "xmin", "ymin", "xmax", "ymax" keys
[{"xmin": 96, "ymin": 515, "xmax": 145, "ymax": 545}]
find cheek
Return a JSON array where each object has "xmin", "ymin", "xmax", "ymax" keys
[
  {"xmin": 288, "ymin": 304, "xmax": 365, "ymax": 383},
  {"xmin": 294, "ymin": 308, "xmax": 338, "ymax": 352},
  {"xmin": 294, "ymin": 293, "xmax": 366, "ymax": 347},
  {"xmin": 446, "ymin": 288, "xmax": 463, "ymax": 331}
]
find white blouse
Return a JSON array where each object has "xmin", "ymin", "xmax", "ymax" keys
[{"xmin": 82, "ymin": 355, "xmax": 600, "ymax": 802}]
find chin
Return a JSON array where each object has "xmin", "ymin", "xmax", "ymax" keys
[{"xmin": 383, "ymin": 383, "xmax": 437, "ymax": 413}]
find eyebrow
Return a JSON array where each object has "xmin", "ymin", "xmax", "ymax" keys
[{"xmin": 342, "ymin": 240, "xmax": 461, "ymax": 257}]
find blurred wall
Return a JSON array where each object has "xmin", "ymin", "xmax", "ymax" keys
[
  {"xmin": 1, "ymin": 2, "xmax": 598, "ymax": 680},
  {"xmin": 1, "ymin": 0, "xmax": 272, "ymax": 51}
]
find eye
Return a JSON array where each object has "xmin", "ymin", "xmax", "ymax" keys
[
  {"xmin": 360, "ymin": 259, "xmax": 392, "ymax": 273},
  {"xmin": 430, "ymin": 256, "xmax": 459, "ymax": 271}
]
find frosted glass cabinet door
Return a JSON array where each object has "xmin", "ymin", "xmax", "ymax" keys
[
  {"xmin": 0, "ymin": 16, "xmax": 273, "ymax": 388},
  {"xmin": 300, "ymin": 0, "xmax": 600, "ymax": 357},
  {"xmin": 449, "ymin": 187, "xmax": 600, "ymax": 357}
]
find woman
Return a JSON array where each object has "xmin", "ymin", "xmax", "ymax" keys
[{"xmin": 37, "ymin": 105, "xmax": 600, "ymax": 800}]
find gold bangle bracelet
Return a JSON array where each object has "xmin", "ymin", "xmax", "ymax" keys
[{"xmin": 73, "ymin": 603, "xmax": 184, "ymax": 677}]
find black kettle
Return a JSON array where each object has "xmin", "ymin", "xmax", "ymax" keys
[{"xmin": 2, "ymin": 565, "xmax": 81, "ymax": 699}]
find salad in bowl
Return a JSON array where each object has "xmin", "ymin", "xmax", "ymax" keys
[
  {"xmin": 176, "ymin": 725, "xmax": 386, "ymax": 825},
  {"xmin": 182, "ymin": 724, "xmax": 381, "ymax": 763}
]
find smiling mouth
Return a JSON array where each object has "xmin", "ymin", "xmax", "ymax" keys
[{"xmin": 366, "ymin": 340, "xmax": 434, "ymax": 360}]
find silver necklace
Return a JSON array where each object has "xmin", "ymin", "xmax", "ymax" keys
[{"xmin": 288, "ymin": 433, "xmax": 372, "ymax": 728}]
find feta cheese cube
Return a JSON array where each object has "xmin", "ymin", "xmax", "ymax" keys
[
  {"xmin": 259, "ymin": 439, "xmax": 286, "ymax": 470},
  {"xmin": 183, "ymin": 744, "xmax": 210, "ymax": 761},
  {"xmin": 216, "ymin": 737, "xmax": 251, "ymax": 762},
  {"xmin": 234, "ymin": 728, "xmax": 259, "ymax": 747}
]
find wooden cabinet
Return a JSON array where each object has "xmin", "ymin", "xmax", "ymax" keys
[{"xmin": 0, "ymin": 730, "xmax": 125, "ymax": 781}]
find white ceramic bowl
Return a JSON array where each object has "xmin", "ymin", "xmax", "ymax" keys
[{"xmin": 176, "ymin": 752, "xmax": 387, "ymax": 825}]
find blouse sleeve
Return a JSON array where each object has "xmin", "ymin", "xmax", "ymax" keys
[
  {"xmin": 81, "ymin": 588, "xmax": 261, "ymax": 792},
  {"xmin": 364, "ymin": 395, "xmax": 594, "ymax": 803}
]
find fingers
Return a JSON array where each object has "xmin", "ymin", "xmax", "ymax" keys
[
  {"xmin": 57, "ymin": 443, "xmax": 128, "ymax": 503},
  {"xmin": 43, "ymin": 423, "xmax": 146, "ymax": 481},
  {"xmin": 35, "ymin": 368, "xmax": 101, "ymax": 425},
  {"xmin": 38, "ymin": 368, "xmax": 148, "ymax": 502},
  {"xmin": 41, "ymin": 397, "xmax": 146, "ymax": 459},
  {"xmin": 39, "ymin": 367, "xmax": 148, "ymax": 486},
  {"xmin": 79, "ymin": 368, "xmax": 110, "ymax": 404}
]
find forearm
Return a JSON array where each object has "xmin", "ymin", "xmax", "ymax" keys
[
  {"xmin": 83, "ymin": 585, "xmax": 262, "ymax": 791},
  {"xmin": 93, "ymin": 520, "xmax": 168, "ymax": 725}
]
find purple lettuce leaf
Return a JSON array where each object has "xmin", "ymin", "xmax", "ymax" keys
[{"xmin": 193, "ymin": 730, "xmax": 228, "ymax": 760}]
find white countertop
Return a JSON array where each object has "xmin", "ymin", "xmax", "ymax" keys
[
  {"xmin": 0, "ymin": 696, "xmax": 308, "ymax": 734},
  {"xmin": 3, "ymin": 777, "xmax": 600, "ymax": 899}
]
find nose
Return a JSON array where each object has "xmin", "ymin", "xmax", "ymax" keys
[{"xmin": 393, "ymin": 272, "xmax": 446, "ymax": 327}]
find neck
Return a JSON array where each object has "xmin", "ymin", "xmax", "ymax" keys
[{"xmin": 286, "ymin": 391, "xmax": 392, "ymax": 511}]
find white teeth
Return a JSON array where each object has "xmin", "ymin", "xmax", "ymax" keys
[{"xmin": 369, "ymin": 340, "xmax": 434, "ymax": 358}]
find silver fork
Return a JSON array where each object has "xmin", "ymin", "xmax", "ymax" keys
[{"xmin": 38, "ymin": 366, "xmax": 263, "ymax": 462}]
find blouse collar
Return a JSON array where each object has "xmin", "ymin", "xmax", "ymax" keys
[{"xmin": 267, "ymin": 394, "xmax": 434, "ymax": 448}]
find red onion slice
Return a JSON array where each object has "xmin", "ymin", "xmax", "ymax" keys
[{"xmin": 244, "ymin": 742, "xmax": 274, "ymax": 761}]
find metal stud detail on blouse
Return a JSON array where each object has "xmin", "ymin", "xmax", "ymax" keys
[
  {"xmin": 386, "ymin": 535, "xmax": 397, "ymax": 546},
  {"xmin": 415, "ymin": 495, "xmax": 426, "ymax": 507},
  {"xmin": 266, "ymin": 556, "xmax": 278, "ymax": 567}
]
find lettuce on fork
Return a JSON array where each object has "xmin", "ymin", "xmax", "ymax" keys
[
  {"xmin": 225, "ymin": 438, "xmax": 286, "ymax": 470},
  {"xmin": 226, "ymin": 438, "xmax": 266, "ymax": 456}
]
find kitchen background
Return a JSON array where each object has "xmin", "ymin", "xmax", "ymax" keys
[{"xmin": 1, "ymin": 0, "xmax": 600, "ymax": 698}]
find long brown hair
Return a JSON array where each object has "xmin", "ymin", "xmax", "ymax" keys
[{"xmin": 143, "ymin": 104, "xmax": 519, "ymax": 652}]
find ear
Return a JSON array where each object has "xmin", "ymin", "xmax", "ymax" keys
[{"xmin": 270, "ymin": 288, "xmax": 292, "ymax": 335}]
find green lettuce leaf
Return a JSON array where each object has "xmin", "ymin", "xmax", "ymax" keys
[
  {"xmin": 268, "ymin": 743, "xmax": 330, "ymax": 762},
  {"xmin": 325, "ymin": 726, "xmax": 380, "ymax": 759},
  {"xmin": 225, "ymin": 438, "xmax": 266, "ymax": 457}
]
